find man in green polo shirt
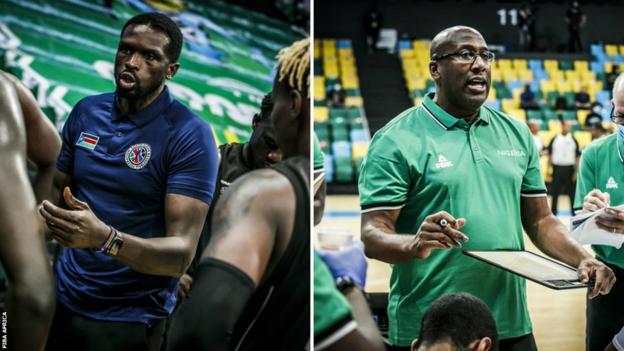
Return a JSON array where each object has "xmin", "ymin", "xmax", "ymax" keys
[
  {"xmin": 575, "ymin": 73, "xmax": 624, "ymax": 351},
  {"xmin": 359, "ymin": 25, "xmax": 615, "ymax": 351}
]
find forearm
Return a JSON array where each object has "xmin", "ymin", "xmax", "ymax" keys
[
  {"xmin": 115, "ymin": 234, "xmax": 194, "ymax": 277},
  {"xmin": 528, "ymin": 215, "xmax": 591, "ymax": 267},
  {"xmin": 342, "ymin": 287, "xmax": 386, "ymax": 351},
  {"xmin": 32, "ymin": 164, "xmax": 56, "ymax": 203},
  {"xmin": 362, "ymin": 222, "xmax": 416, "ymax": 264}
]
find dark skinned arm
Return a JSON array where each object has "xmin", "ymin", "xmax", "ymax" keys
[
  {"xmin": 361, "ymin": 209, "xmax": 467, "ymax": 264},
  {"xmin": 0, "ymin": 71, "xmax": 61, "ymax": 203},
  {"xmin": 40, "ymin": 187, "xmax": 209, "ymax": 277},
  {"xmin": 0, "ymin": 73, "xmax": 55, "ymax": 351},
  {"xmin": 520, "ymin": 196, "xmax": 615, "ymax": 298}
]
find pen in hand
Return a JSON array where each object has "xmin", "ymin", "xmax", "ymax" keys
[{"xmin": 438, "ymin": 218, "xmax": 463, "ymax": 248}]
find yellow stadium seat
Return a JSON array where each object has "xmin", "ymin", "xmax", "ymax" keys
[
  {"xmin": 497, "ymin": 59, "xmax": 512, "ymax": 71},
  {"xmin": 548, "ymin": 120, "xmax": 563, "ymax": 134},
  {"xmin": 507, "ymin": 109, "xmax": 526, "ymax": 121},
  {"xmin": 577, "ymin": 110, "xmax": 590, "ymax": 126},
  {"xmin": 544, "ymin": 60, "xmax": 559, "ymax": 72},
  {"xmin": 556, "ymin": 80, "xmax": 571, "ymax": 94},
  {"xmin": 341, "ymin": 76, "xmax": 359, "ymax": 89},
  {"xmin": 605, "ymin": 62, "xmax": 614, "ymax": 74},
  {"xmin": 314, "ymin": 106, "xmax": 329, "ymax": 123},
  {"xmin": 540, "ymin": 155, "xmax": 552, "ymax": 182},
  {"xmin": 512, "ymin": 59, "xmax": 528, "ymax": 70},
  {"xmin": 549, "ymin": 70, "xmax": 564, "ymax": 81},
  {"xmin": 606, "ymin": 44, "xmax": 619, "ymax": 56},
  {"xmin": 539, "ymin": 130, "xmax": 556, "ymax": 147},
  {"xmin": 565, "ymin": 70, "xmax": 580, "ymax": 81},
  {"xmin": 574, "ymin": 131, "xmax": 592, "ymax": 149},
  {"xmin": 345, "ymin": 96, "xmax": 363, "ymax": 107},
  {"xmin": 487, "ymin": 88, "xmax": 497, "ymax": 101},
  {"xmin": 352, "ymin": 142, "xmax": 369, "ymax": 160},
  {"xmin": 620, "ymin": 45, "xmax": 624, "ymax": 55},
  {"xmin": 502, "ymin": 70, "xmax": 519, "ymax": 81},
  {"xmin": 574, "ymin": 61, "xmax": 589, "ymax": 72},
  {"xmin": 518, "ymin": 70, "xmax": 533, "ymax": 82},
  {"xmin": 541, "ymin": 80, "xmax": 556, "ymax": 94},
  {"xmin": 501, "ymin": 99, "xmax": 517, "ymax": 112},
  {"xmin": 400, "ymin": 49, "xmax": 415, "ymax": 59},
  {"xmin": 314, "ymin": 78, "xmax": 326, "ymax": 101},
  {"xmin": 491, "ymin": 69, "xmax": 502, "ymax": 81}
]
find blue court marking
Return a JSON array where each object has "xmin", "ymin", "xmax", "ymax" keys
[{"xmin": 324, "ymin": 211, "xmax": 360, "ymax": 218}]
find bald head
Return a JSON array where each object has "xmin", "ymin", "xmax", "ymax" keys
[
  {"xmin": 430, "ymin": 26, "xmax": 485, "ymax": 60},
  {"xmin": 613, "ymin": 73, "xmax": 624, "ymax": 97}
]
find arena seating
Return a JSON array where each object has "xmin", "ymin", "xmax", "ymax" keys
[
  {"xmin": 0, "ymin": 0, "xmax": 302, "ymax": 144},
  {"xmin": 314, "ymin": 39, "xmax": 370, "ymax": 183}
]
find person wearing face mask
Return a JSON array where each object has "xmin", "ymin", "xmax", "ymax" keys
[
  {"xmin": 575, "ymin": 73, "xmax": 624, "ymax": 351},
  {"xmin": 358, "ymin": 26, "xmax": 615, "ymax": 351}
]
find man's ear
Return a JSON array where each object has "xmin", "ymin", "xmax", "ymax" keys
[
  {"xmin": 289, "ymin": 88, "xmax": 303, "ymax": 120},
  {"xmin": 166, "ymin": 63, "xmax": 180, "ymax": 80},
  {"xmin": 470, "ymin": 337, "xmax": 492, "ymax": 351},
  {"xmin": 251, "ymin": 113, "xmax": 260, "ymax": 129},
  {"xmin": 430, "ymin": 61, "xmax": 440, "ymax": 81},
  {"xmin": 410, "ymin": 339, "xmax": 419, "ymax": 351}
]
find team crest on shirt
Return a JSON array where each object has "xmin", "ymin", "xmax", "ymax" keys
[
  {"xmin": 607, "ymin": 177, "xmax": 619, "ymax": 189},
  {"xmin": 125, "ymin": 143, "xmax": 151, "ymax": 169},
  {"xmin": 434, "ymin": 155, "xmax": 453, "ymax": 169}
]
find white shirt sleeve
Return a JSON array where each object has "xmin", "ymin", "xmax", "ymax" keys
[{"xmin": 613, "ymin": 325, "xmax": 624, "ymax": 351}]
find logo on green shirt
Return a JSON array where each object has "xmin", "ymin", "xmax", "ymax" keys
[
  {"xmin": 434, "ymin": 155, "xmax": 453, "ymax": 169},
  {"xmin": 607, "ymin": 177, "xmax": 619, "ymax": 189}
]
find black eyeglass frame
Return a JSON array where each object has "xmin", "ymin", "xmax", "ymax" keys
[
  {"xmin": 610, "ymin": 106, "xmax": 624, "ymax": 125},
  {"xmin": 432, "ymin": 50, "xmax": 496, "ymax": 64}
]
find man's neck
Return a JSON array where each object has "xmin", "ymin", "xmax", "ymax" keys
[
  {"xmin": 433, "ymin": 94, "xmax": 479, "ymax": 125},
  {"xmin": 118, "ymin": 85, "xmax": 164, "ymax": 114}
]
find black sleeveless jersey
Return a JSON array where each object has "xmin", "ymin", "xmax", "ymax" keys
[
  {"xmin": 229, "ymin": 156, "xmax": 310, "ymax": 351},
  {"xmin": 190, "ymin": 143, "xmax": 251, "ymax": 274}
]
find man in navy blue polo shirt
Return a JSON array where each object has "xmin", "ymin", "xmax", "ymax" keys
[{"xmin": 38, "ymin": 13, "xmax": 218, "ymax": 351}]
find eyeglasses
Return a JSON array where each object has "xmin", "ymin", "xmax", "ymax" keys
[
  {"xmin": 610, "ymin": 106, "xmax": 624, "ymax": 125},
  {"xmin": 433, "ymin": 49, "xmax": 496, "ymax": 65}
]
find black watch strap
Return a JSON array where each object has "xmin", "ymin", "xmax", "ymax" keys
[{"xmin": 335, "ymin": 276, "xmax": 358, "ymax": 293}]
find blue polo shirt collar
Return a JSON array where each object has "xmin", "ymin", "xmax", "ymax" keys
[
  {"xmin": 112, "ymin": 86, "xmax": 173, "ymax": 127},
  {"xmin": 422, "ymin": 92, "xmax": 489, "ymax": 130}
]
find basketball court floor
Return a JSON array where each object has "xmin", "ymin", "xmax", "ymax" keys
[{"xmin": 318, "ymin": 194, "xmax": 587, "ymax": 351}]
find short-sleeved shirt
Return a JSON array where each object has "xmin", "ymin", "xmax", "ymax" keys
[
  {"xmin": 313, "ymin": 253, "xmax": 356, "ymax": 350},
  {"xmin": 359, "ymin": 93, "xmax": 546, "ymax": 345},
  {"xmin": 55, "ymin": 87, "xmax": 218, "ymax": 325},
  {"xmin": 574, "ymin": 134, "xmax": 624, "ymax": 269}
]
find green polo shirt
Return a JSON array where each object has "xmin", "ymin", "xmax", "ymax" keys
[
  {"xmin": 574, "ymin": 134, "xmax": 624, "ymax": 269},
  {"xmin": 313, "ymin": 253, "xmax": 356, "ymax": 349},
  {"xmin": 358, "ymin": 93, "xmax": 546, "ymax": 346},
  {"xmin": 314, "ymin": 132, "xmax": 325, "ymax": 171}
]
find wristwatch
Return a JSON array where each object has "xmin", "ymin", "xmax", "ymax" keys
[
  {"xmin": 335, "ymin": 276, "xmax": 358, "ymax": 293},
  {"xmin": 107, "ymin": 229, "xmax": 124, "ymax": 256}
]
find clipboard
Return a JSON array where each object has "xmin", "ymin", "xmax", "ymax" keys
[
  {"xmin": 463, "ymin": 250, "xmax": 590, "ymax": 290},
  {"xmin": 313, "ymin": 172, "xmax": 325, "ymax": 195}
]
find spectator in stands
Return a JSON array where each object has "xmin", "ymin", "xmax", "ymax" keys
[
  {"xmin": 547, "ymin": 119, "xmax": 580, "ymax": 215},
  {"xmin": 575, "ymin": 85, "xmax": 592, "ymax": 110},
  {"xmin": 576, "ymin": 73, "xmax": 624, "ymax": 351},
  {"xmin": 41, "ymin": 13, "xmax": 219, "ymax": 350},
  {"xmin": 180, "ymin": 93, "xmax": 282, "ymax": 301},
  {"xmin": 359, "ymin": 25, "xmax": 613, "ymax": 351},
  {"xmin": 314, "ymin": 242, "xmax": 386, "ymax": 351},
  {"xmin": 517, "ymin": 2, "xmax": 536, "ymax": 51},
  {"xmin": 328, "ymin": 82, "xmax": 346, "ymax": 107},
  {"xmin": 565, "ymin": 0, "xmax": 586, "ymax": 53},
  {"xmin": 528, "ymin": 120, "xmax": 544, "ymax": 155},
  {"xmin": 0, "ymin": 71, "xmax": 57, "ymax": 351},
  {"xmin": 411, "ymin": 293, "xmax": 498, "ymax": 351},
  {"xmin": 607, "ymin": 66, "xmax": 620, "ymax": 92},
  {"xmin": 520, "ymin": 84, "xmax": 539, "ymax": 110},
  {"xmin": 588, "ymin": 119, "xmax": 607, "ymax": 141},
  {"xmin": 554, "ymin": 96, "xmax": 569, "ymax": 111},
  {"xmin": 585, "ymin": 102, "xmax": 604, "ymax": 128},
  {"xmin": 365, "ymin": 8, "xmax": 382, "ymax": 52}
]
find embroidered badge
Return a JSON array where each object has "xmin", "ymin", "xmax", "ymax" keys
[
  {"xmin": 125, "ymin": 143, "xmax": 151, "ymax": 169},
  {"xmin": 76, "ymin": 132, "xmax": 100, "ymax": 150}
]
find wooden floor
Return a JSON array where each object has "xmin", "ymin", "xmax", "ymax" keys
[{"xmin": 317, "ymin": 195, "xmax": 588, "ymax": 351}]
